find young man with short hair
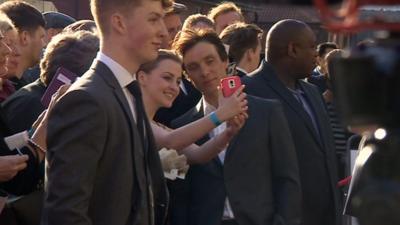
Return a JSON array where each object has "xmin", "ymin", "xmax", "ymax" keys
[
  {"xmin": 0, "ymin": 1, "xmax": 45, "ymax": 89},
  {"xmin": 220, "ymin": 22, "xmax": 263, "ymax": 76},
  {"xmin": 41, "ymin": 0, "xmax": 172, "ymax": 225},
  {"xmin": 171, "ymin": 28, "xmax": 301, "ymax": 225},
  {"xmin": 207, "ymin": 1, "xmax": 244, "ymax": 34},
  {"xmin": 161, "ymin": 2, "xmax": 186, "ymax": 49}
]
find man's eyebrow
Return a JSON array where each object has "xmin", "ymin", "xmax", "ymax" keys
[{"xmin": 149, "ymin": 12, "xmax": 164, "ymax": 18}]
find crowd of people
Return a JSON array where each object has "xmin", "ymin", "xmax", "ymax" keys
[{"xmin": 0, "ymin": 0, "xmax": 357, "ymax": 225}]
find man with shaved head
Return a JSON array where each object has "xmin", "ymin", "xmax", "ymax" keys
[{"xmin": 243, "ymin": 19, "xmax": 342, "ymax": 225}]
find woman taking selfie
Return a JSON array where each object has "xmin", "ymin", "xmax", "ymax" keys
[{"xmin": 137, "ymin": 49, "xmax": 248, "ymax": 164}]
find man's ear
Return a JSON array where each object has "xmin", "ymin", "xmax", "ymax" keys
[
  {"xmin": 110, "ymin": 12, "xmax": 126, "ymax": 35},
  {"xmin": 222, "ymin": 58, "xmax": 229, "ymax": 70},
  {"xmin": 137, "ymin": 70, "xmax": 147, "ymax": 86},
  {"xmin": 19, "ymin": 30, "xmax": 30, "ymax": 47},
  {"xmin": 287, "ymin": 41, "xmax": 297, "ymax": 58}
]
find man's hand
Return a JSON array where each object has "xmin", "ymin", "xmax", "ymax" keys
[
  {"xmin": 224, "ymin": 112, "xmax": 248, "ymax": 138},
  {"xmin": 0, "ymin": 155, "xmax": 29, "ymax": 182}
]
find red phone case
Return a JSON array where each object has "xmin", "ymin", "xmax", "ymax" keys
[{"xmin": 220, "ymin": 76, "xmax": 241, "ymax": 97}]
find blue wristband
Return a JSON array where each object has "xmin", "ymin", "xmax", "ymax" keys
[{"xmin": 209, "ymin": 111, "xmax": 222, "ymax": 127}]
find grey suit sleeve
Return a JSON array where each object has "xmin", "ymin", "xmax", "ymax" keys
[
  {"xmin": 41, "ymin": 90, "xmax": 107, "ymax": 225},
  {"xmin": 268, "ymin": 102, "xmax": 302, "ymax": 225}
]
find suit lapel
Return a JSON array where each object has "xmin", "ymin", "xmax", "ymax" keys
[
  {"xmin": 91, "ymin": 60, "xmax": 145, "ymax": 193},
  {"xmin": 300, "ymin": 81, "xmax": 329, "ymax": 150},
  {"xmin": 259, "ymin": 61, "xmax": 322, "ymax": 147},
  {"xmin": 91, "ymin": 60, "xmax": 135, "ymax": 131}
]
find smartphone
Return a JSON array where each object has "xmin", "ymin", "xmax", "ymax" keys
[
  {"xmin": 220, "ymin": 76, "xmax": 241, "ymax": 97},
  {"xmin": 41, "ymin": 67, "xmax": 78, "ymax": 108}
]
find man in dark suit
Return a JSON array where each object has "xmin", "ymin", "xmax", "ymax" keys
[
  {"xmin": 243, "ymin": 19, "xmax": 342, "ymax": 225},
  {"xmin": 41, "ymin": 0, "xmax": 172, "ymax": 225},
  {"xmin": 219, "ymin": 22, "xmax": 263, "ymax": 77},
  {"xmin": 171, "ymin": 29, "xmax": 301, "ymax": 225}
]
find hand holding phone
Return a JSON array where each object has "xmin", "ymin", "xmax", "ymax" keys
[
  {"xmin": 216, "ymin": 77, "xmax": 248, "ymax": 122},
  {"xmin": 41, "ymin": 67, "xmax": 78, "ymax": 108},
  {"xmin": 220, "ymin": 76, "xmax": 242, "ymax": 97}
]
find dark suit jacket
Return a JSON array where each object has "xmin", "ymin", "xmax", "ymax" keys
[
  {"xmin": 171, "ymin": 96, "xmax": 301, "ymax": 225},
  {"xmin": 2, "ymin": 79, "xmax": 46, "ymax": 133},
  {"xmin": 243, "ymin": 60, "xmax": 342, "ymax": 225},
  {"xmin": 154, "ymin": 77, "xmax": 201, "ymax": 127},
  {"xmin": 41, "ymin": 60, "xmax": 168, "ymax": 225}
]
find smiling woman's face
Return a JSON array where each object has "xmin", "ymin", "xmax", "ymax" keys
[{"xmin": 140, "ymin": 58, "xmax": 182, "ymax": 109}]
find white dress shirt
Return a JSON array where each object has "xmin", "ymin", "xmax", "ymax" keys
[
  {"xmin": 235, "ymin": 66, "xmax": 248, "ymax": 75},
  {"xmin": 203, "ymin": 99, "xmax": 235, "ymax": 220},
  {"xmin": 95, "ymin": 52, "xmax": 137, "ymax": 122}
]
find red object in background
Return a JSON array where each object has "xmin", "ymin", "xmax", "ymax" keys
[{"xmin": 313, "ymin": 0, "xmax": 400, "ymax": 32}]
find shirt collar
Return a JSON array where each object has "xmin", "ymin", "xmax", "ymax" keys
[
  {"xmin": 95, "ymin": 52, "xmax": 135, "ymax": 88},
  {"xmin": 202, "ymin": 98, "xmax": 217, "ymax": 116},
  {"xmin": 235, "ymin": 66, "xmax": 248, "ymax": 75},
  {"xmin": 287, "ymin": 82, "xmax": 304, "ymax": 95}
]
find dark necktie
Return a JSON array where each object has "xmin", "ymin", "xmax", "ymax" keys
[
  {"xmin": 126, "ymin": 80, "xmax": 155, "ymax": 224},
  {"xmin": 127, "ymin": 80, "xmax": 147, "ymax": 148}
]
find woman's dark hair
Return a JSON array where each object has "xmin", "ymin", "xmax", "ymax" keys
[{"xmin": 138, "ymin": 49, "xmax": 182, "ymax": 74}]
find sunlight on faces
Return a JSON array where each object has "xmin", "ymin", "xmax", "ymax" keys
[
  {"xmin": 28, "ymin": 26, "xmax": 46, "ymax": 67},
  {"xmin": 183, "ymin": 42, "xmax": 228, "ymax": 96},
  {"xmin": 139, "ymin": 59, "xmax": 182, "ymax": 108},
  {"xmin": 248, "ymin": 38, "xmax": 262, "ymax": 71},
  {"xmin": 4, "ymin": 29, "xmax": 21, "ymax": 78},
  {"xmin": 215, "ymin": 11, "xmax": 242, "ymax": 35},
  {"xmin": 0, "ymin": 31, "xmax": 11, "ymax": 77},
  {"xmin": 119, "ymin": 1, "xmax": 167, "ymax": 65},
  {"xmin": 318, "ymin": 47, "xmax": 336, "ymax": 74},
  {"xmin": 163, "ymin": 13, "xmax": 182, "ymax": 48},
  {"xmin": 292, "ymin": 27, "xmax": 317, "ymax": 79},
  {"xmin": 192, "ymin": 22, "xmax": 214, "ymax": 30}
]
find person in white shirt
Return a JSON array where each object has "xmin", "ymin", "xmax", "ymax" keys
[{"xmin": 41, "ymin": 0, "xmax": 174, "ymax": 225}]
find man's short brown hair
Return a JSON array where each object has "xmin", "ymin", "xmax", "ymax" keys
[
  {"xmin": 220, "ymin": 22, "xmax": 263, "ymax": 63},
  {"xmin": 138, "ymin": 49, "xmax": 181, "ymax": 74},
  {"xmin": 172, "ymin": 28, "xmax": 228, "ymax": 64},
  {"xmin": 207, "ymin": 1, "xmax": 244, "ymax": 22},
  {"xmin": 90, "ymin": 0, "xmax": 173, "ymax": 36},
  {"xmin": 0, "ymin": 1, "xmax": 45, "ymax": 33},
  {"xmin": 182, "ymin": 13, "xmax": 215, "ymax": 31}
]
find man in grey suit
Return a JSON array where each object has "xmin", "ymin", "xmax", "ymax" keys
[
  {"xmin": 41, "ymin": 0, "xmax": 173, "ymax": 225},
  {"xmin": 171, "ymin": 29, "xmax": 301, "ymax": 225},
  {"xmin": 242, "ymin": 19, "xmax": 342, "ymax": 225}
]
